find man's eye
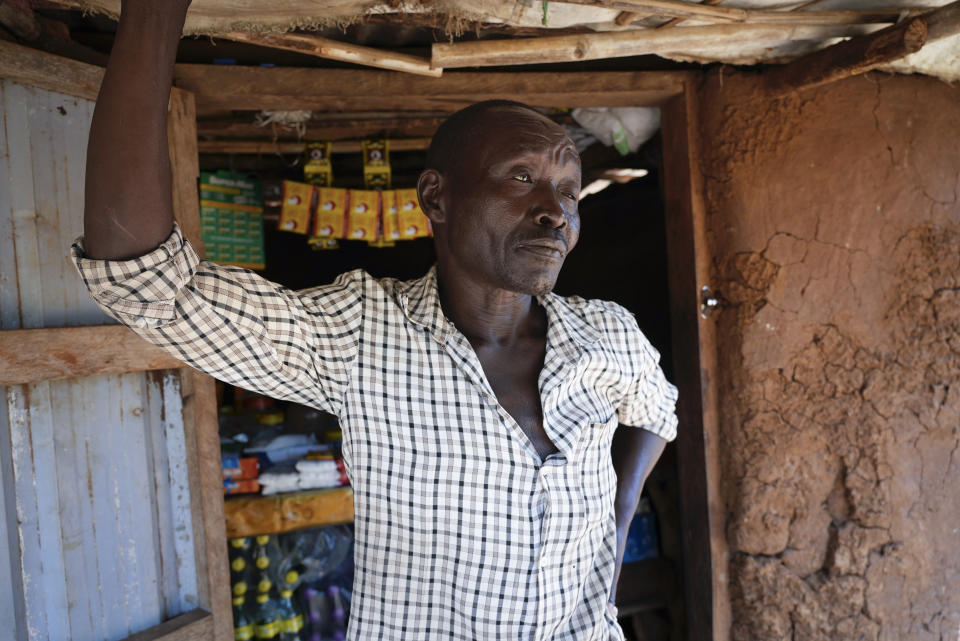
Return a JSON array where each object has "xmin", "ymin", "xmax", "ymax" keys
[{"xmin": 512, "ymin": 173, "xmax": 532, "ymax": 183}]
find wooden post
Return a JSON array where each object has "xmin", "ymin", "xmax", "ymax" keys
[
  {"xmin": 759, "ymin": 0, "xmax": 960, "ymax": 99},
  {"xmin": 218, "ymin": 31, "xmax": 441, "ymax": 77},
  {"xmin": 431, "ymin": 24, "xmax": 884, "ymax": 68},
  {"xmin": 661, "ymin": 80, "xmax": 730, "ymax": 641}
]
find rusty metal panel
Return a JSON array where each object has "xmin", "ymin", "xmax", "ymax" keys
[{"xmin": 0, "ymin": 80, "xmax": 201, "ymax": 640}]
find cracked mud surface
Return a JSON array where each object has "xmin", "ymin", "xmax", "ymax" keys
[{"xmin": 697, "ymin": 72, "xmax": 960, "ymax": 640}]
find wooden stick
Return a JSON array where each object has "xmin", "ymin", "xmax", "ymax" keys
[
  {"xmin": 432, "ymin": 24, "xmax": 884, "ymax": 68},
  {"xmin": 554, "ymin": 0, "xmax": 912, "ymax": 24},
  {"xmin": 658, "ymin": 0, "xmax": 725, "ymax": 30},
  {"xmin": 0, "ymin": 325, "xmax": 185, "ymax": 386},
  {"xmin": 615, "ymin": 11, "xmax": 647, "ymax": 26},
  {"xmin": 218, "ymin": 31, "xmax": 441, "ymax": 78},
  {"xmin": 198, "ymin": 116, "xmax": 446, "ymax": 142},
  {"xmin": 761, "ymin": 15, "xmax": 927, "ymax": 99},
  {"xmin": 198, "ymin": 137, "xmax": 432, "ymax": 155},
  {"xmin": 925, "ymin": 0, "xmax": 960, "ymax": 40}
]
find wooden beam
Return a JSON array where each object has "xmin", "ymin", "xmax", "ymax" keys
[
  {"xmin": 119, "ymin": 609, "xmax": 212, "ymax": 641},
  {"xmin": 168, "ymin": 88, "xmax": 204, "ymax": 255},
  {"xmin": 924, "ymin": 0, "xmax": 960, "ymax": 40},
  {"xmin": 0, "ymin": 38, "xmax": 103, "ymax": 100},
  {"xmin": 555, "ymin": 0, "xmax": 909, "ymax": 25},
  {"xmin": 174, "ymin": 65, "xmax": 690, "ymax": 115},
  {"xmin": 197, "ymin": 116, "xmax": 446, "ymax": 141},
  {"xmin": 761, "ymin": 15, "xmax": 928, "ymax": 98},
  {"xmin": 660, "ymin": 79, "xmax": 730, "ymax": 641},
  {"xmin": 431, "ymin": 24, "xmax": 882, "ymax": 68},
  {"xmin": 0, "ymin": 325, "xmax": 185, "ymax": 386},
  {"xmin": 658, "ymin": 0, "xmax": 726, "ymax": 30},
  {"xmin": 224, "ymin": 487, "xmax": 354, "ymax": 538},
  {"xmin": 218, "ymin": 31, "xmax": 441, "ymax": 78},
  {"xmin": 180, "ymin": 370, "xmax": 232, "ymax": 641},
  {"xmin": 197, "ymin": 137, "xmax": 431, "ymax": 155}
]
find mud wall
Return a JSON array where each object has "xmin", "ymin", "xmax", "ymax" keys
[{"xmin": 696, "ymin": 72, "xmax": 960, "ymax": 640}]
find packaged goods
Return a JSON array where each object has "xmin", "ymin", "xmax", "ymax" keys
[
  {"xmin": 200, "ymin": 170, "xmax": 266, "ymax": 269},
  {"xmin": 381, "ymin": 190, "xmax": 400, "ymax": 241},
  {"xmin": 344, "ymin": 190, "xmax": 380, "ymax": 241},
  {"xmin": 311, "ymin": 188, "xmax": 347, "ymax": 240},
  {"xmin": 303, "ymin": 142, "xmax": 332, "ymax": 187},
  {"xmin": 224, "ymin": 478, "xmax": 261, "ymax": 495},
  {"xmin": 394, "ymin": 188, "xmax": 432, "ymax": 238},
  {"xmin": 223, "ymin": 454, "xmax": 260, "ymax": 481},
  {"xmin": 361, "ymin": 139, "xmax": 390, "ymax": 189},
  {"xmin": 278, "ymin": 181, "xmax": 315, "ymax": 235}
]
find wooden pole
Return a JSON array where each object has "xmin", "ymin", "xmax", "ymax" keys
[
  {"xmin": 658, "ymin": 0, "xmax": 725, "ymax": 30},
  {"xmin": 218, "ymin": 31, "xmax": 441, "ymax": 78},
  {"xmin": 432, "ymin": 24, "xmax": 883, "ymax": 68},
  {"xmin": 760, "ymin": 0, "xmax": 960, "ymax": 98},
  {"xmin": 761, "ymin": 14, "xmax": 932, "ymax": 98},
  {"xmin": 554, "ymin": 0, "xmax": 910, "ymax": 25},
  {"xmin": 197, "ymin": 137, "xmax": 432, "ymax": 155}
]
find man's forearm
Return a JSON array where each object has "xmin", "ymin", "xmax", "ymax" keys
[
  {"xmin": 83, "ymin": 0, "xmax": 190, "ymax": 260},
  {"xmin": 609, "ymin": 426, "xmax": 667, "ymax": 603}
]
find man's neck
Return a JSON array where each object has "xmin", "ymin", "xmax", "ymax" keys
[{"xmin": 435, "ymin": 266, "xmax": 547, "ymax": 347}]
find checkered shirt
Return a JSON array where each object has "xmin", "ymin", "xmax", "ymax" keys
[{"xmin": 71, "ymin": 225, "xmax": 678, "ymax": 641}]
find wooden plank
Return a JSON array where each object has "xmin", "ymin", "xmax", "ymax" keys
[
  {"xmin": 761, "ymin": 15, "xmax": 927, "ymax": 99},
  {"xmin": 179, "ymin": 369, "xmax": 232, "ymax": 641},
  {"xmin": 661, "ymin": 82, "xmax": 729, "ymax": 641},
  {"xmin": 0, "ymin": 325, "xmax": 185, "ymax": 386},
  {"xmin": 0, "ymin": 39, "xmax": 103, "ymax": 101},
  {"xmin": 431, "ymin": 23, "xmax": 883, "ymax": 68},
  {"xmin": 168, "ymin": 88, "xmax": 203, "ymax": 256},
  {"xmin": 119, "ymin": 609, "xmax": 212, "ymax": 641},
  {"xmin": 219, "ymin": 31, "xmax": 441, "ymax": 77},
  {"xmin": 224, "ymin": 487, "xmax": 355, "ymax": 538},
  {"xmin": 556, "ymin": 0, "xmax": 907, "ymax": 24},
  {"xmin": 198, "ymin": 137, "xmax": 431, "ymax": 155},
  {"xmin": 174, "ymin": 66, "xmax": 690, "ymax": 115},
  {"xmin": 197, "ymin": 115, "xmax": 446, "ymax": 142}
]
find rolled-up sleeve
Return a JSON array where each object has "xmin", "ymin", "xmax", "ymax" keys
[
  {"xmin": 71, "ymin": 224, "xmax": 362, "ymax": 414},
  {"xmin": 615, "ymin": 315, "xmax": 679, "ymax": 442}
]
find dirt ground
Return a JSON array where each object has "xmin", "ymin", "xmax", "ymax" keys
[{"xmin": 695, "ymin": 71, "xmax": 960, "ymax": 640}]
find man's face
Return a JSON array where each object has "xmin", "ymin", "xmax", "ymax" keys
[{"xmin": 435, "ymin": 107, "xmax": 581, "ymax": 296}]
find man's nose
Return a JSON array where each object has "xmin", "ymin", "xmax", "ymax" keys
[{"xmin": 533, "ymin": 183, "xmax": 566, "ymax": 228}]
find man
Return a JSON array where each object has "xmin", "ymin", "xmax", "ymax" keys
[{"xmin": 74, "ymin": 1, "xmax": 678, "ymax": 639}]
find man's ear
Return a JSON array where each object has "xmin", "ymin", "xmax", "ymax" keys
[{"xmin": 417, "ymin": 169, "xmax": 446, "ymax": 225}]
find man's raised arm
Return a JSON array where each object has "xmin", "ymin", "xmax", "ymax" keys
[{"xmin": 84, "ymin": 0, "xmax": 191, "ymax": 260}]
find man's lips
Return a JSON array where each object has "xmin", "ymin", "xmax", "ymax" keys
[{"xmin": 517, "ymin": 237, "xmax": 567, "ymax": 259}]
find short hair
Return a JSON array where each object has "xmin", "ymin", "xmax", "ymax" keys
[{"xmin": 425, "ymin": 100, "xmax": 553, "ymax": 173}]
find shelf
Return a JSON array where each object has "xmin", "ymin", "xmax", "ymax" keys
[{"xmin": 224, "ymin": 486, "xmax": 354, "ymax": 538}]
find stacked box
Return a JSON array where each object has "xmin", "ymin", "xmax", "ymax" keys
[{"xmin": 200, "ymin": 170, "xmax": 266, "ymax": 269}]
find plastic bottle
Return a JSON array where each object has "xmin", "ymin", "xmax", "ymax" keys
[
  {"xmin": 253, "ymin": 593, "xmax": 281, "ymax": 640},
  {"xmin": 253, "ymin": 535, "xmax": 273, "ymax": 595},
  {"xmin": 233, "ymin": 595, "xmax": 254, "ymax": 641},
  {"xmin": 276, "ymin": 588, "xmax": 305, "ymax": 641}
]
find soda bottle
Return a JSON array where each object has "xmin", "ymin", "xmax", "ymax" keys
[
  {"xmin": 253, "ymin": 593, "xmax": 281, "ymax": 640},
  {"xmin": 233, "ymin": 595, "xmax": 254, "ymax": 641},
  {"xmin": 276, "ymin": 590, "xmax": 304, "ymax": 640}
]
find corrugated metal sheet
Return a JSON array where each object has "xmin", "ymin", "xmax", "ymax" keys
[{"xmin": 0, "ymin": 80, "xmax": 199, "ymax": 641}]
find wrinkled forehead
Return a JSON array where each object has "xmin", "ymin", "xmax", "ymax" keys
[{"xmin": 475, "ymin": 106, "xmax": 580, "ymax": 167}]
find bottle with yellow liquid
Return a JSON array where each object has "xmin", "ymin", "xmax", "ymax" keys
[
  {"xmin": 276, "ymin": 571, "xmax": 305, "ymax": 641},
  {"xmin": 253, "ymin": 593, "xmax": 281, "ymax": 640},
  {"xmin": 233, "ymin": 595, "xmax": 254, "ymax": 641}
]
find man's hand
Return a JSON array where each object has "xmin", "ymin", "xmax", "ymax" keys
[
  {"xmin": 84, "ymin": 0, "xmax": 192, "ymax": 259},
  {"xmin": 609, "ymin": 426, "xmax": 667, "ymax": 604}
]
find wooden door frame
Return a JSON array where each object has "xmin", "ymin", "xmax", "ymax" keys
[{"xmin": 0, "ymin": 40, "xmax": 727, "ymax": 641}]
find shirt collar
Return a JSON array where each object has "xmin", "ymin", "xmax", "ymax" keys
[{"xmin": 397, "ymin": 266, "xmax": 601, "ymax": 348}]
